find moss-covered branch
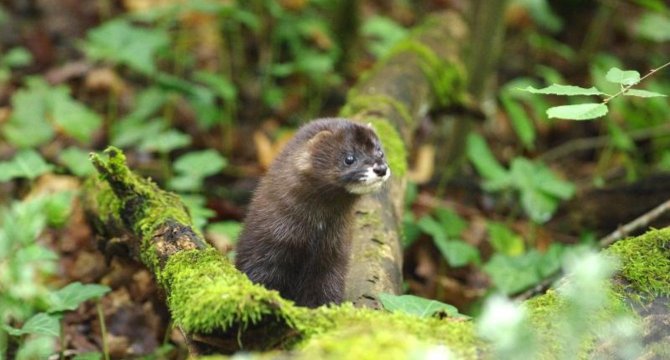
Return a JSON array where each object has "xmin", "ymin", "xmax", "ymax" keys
[{"xmin": 83, "ymin": 147, "xmax": 479, "ymax": 355}]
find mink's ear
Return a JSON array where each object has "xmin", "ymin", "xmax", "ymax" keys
[
  {"xmin": 296, "ymin": 130, "xmax": 333, "ymax": 172},
  {"xmin": 307, "ymin": 130, "xmax": 333, "ymax": 147}
]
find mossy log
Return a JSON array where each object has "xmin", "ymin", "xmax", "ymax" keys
[{"xmin": 340, "ymin": 10, "xmax": 468, "ymax": 308}]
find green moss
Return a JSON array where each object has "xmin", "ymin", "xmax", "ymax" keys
[
  {"xmin": 340, "ymin": 94, "xmax": 413, "ymax": 126},
  {"xmin": 607, "ymin": 228, "xmax": 670, "ymax": 299},
  {"xmin": 160, "ymin": 248, "xmax": 298, "ymax": 333},
  {"xmin": 293, "ymin": 304, "xmax": 478, "ymax": 358},
  {"xmin": 366, "ymin": 118, "xmax": 408, "ymax": 177},
  {"xmin": 90, "ymin": 147, "xmax": 197, "ymax": 272},
  {"xmin": 386, "ymin": 40, "xmax": 466, "ymax": 107},
  {"xmin": 525, "ymin": 286, "xmax": 640, "ymax": 358}
]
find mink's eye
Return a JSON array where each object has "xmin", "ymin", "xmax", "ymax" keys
[{"xmin": 344, "ymin": 154, "xmax": 356, "ymax": 165}]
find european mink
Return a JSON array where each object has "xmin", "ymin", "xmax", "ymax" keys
[{"xmin": 235, "ymin": 118, "xmax": 390, "ymax": 307}]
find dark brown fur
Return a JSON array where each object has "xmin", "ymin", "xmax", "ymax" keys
[{"xmin": 235, "ymin": 118, "xmax": 389, "ymax": 307}]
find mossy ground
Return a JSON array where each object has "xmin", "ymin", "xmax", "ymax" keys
[{"xmin": 607, "ymin": 228, "xmax": 670, "ymax": 299}]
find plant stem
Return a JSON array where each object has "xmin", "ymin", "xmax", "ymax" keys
[
  {"xmin": 603, "ymin": 60, "xmax": 670, "ymax": 104},
  {"xmin": 97, "ymin": 302, "xmax": 110, "ymax": 360}
]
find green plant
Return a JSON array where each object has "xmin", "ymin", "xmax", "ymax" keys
[
  {"xmin": 467, "ymin": 133, "xmax": 575, "ymax": 223},
  {"xmin": 413, "ymin": 207, "xmax": 480, "ymax": 268},
  {"xmin": 0, "ymin": 193, "xmax": 110, "ymax": 359},
  {"xmin": 519, "ymin": 63, "xmax": 668, "ymax": 120},
  {"xmin": 2, "ymin": 77, "xmax": 102, "ymax": 148},
  {"xmin": 0, "ymin": 47, "xmax": 32, "ymax": 85},
  {"xmin": 378, "ymin": 293, "xmax": 465, "ymax": 319}
]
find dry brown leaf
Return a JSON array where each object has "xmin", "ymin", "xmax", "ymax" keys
[
  {"xmin": 253, "ymin": 131, "xmax": 275, "ymax": 170},
  {"xmin": 85, "ymin": 67, "xmax": 126, "ymax": 95},
  {"xmin": 408, "ymin": 144, "xmax": 435, "ymax": 184}
]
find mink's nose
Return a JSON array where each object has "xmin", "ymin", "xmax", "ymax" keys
[{"xmin": 373, "ymin": 163, "xmax": 388, "ymax": 177}]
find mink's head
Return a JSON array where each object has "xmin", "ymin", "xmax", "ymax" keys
[{"xmin": 294, "ymin": 118, "xmax": 391, "ymax": 195}]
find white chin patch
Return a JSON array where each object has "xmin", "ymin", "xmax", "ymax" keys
[{"xmin": 346, "ymin": 167, "xmax": 391, "ymax": 195}]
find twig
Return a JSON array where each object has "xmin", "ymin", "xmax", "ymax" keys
[
  {"xmin": 603, "ymin": 60, "xmax": 670, "ymax": 104},
  {"xmin": 97, "ymin": 302, "xmax": 110, "ymax": 360},
  {"xmin": 516, "ymin": 196, "xmax": 670, "ymax": 301},
  {"xmin": 599, "ymin": 197, "xmax": 670, "ymax": 247}
]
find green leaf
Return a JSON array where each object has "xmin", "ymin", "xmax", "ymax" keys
[
  {"xmin": 59, "ymin": 147, "xmax": 96, "ymax": 177},
  {"xmin": 547, "ymin": 103, "xmax": 608, "ymax": 120},
  {"xmin": 82, "ymin": 19, "xmax": 169, "ymax": 75},
  {"xmin": 139, "ymin": 129, "xmax": 191, "ymax": 153},
  {"xmin": 484, "ymin": 253, "xmax": 542, "ymax": 295},
  {"xmin": 378, "ymin": 293, "xmax": 460, "ymax": 318},
  {"xmin": 15, "ymin": 245, "xmax": 58, "ymax": 263},
  {"xmin": 436, "ymin": 240, "xmax": 481, "ymax": 267},
  {"xmin": 2, "ymin": 78, "xmax": 55, "ymax": 148},
  {"xmin": 636, "ymin": 13, "xmax": 670, "ymax": 42},
  {"xmin": 500, "ymin": 92, "xmax": 535, "ymax": 149},
  {"xmin": 417, "ymin": 216, "xmax": 446, "ymax": 245},
  {"xmin": 51, "ymin": 93, "xmax": 102, "ymax": 142},
  {"xmin": 43, "ymin": 191, "xmax": 74, "ymax": 228},
  {"xmin": 520, "ymin": 84, "xmax": 605, "ymax": 96},
  {"xmin": 173, "ymin": 150, "xmax": 227, "ymax": 179},
  {"xmin": 466, "ymin": 133, "xmax": 508, "ymax": 183},
  {"xmin": 361, "ymin": 16, "xmax": 408, "ymax": 58},
  {"xmin": 4, "ymin": 313, "xmax": 60, "ymax": 337},
  {"xmin": 434, "ymin": 207, "xmax": 467, "ymax": 238},
  {"xmin": 624, "ymin": 89, "xmax": 667, "ymax": 98},
  {"xmin": 0, "ymin": 150, "xmax": 53, "ymax": 182},
  {"xmin": 15, "ymin": 335, "xmax": 56, "ymax": 360},
  {"xmin": 2, "ymin": 47, "xmax": 33, "ymax": 68},
  {"xmin": 487, "ymin": 222, "xmax": 525, "ymax": 256},
  {"xmin": 509, "ymin": 158, "xmax": 574, "ymax": 223},
  {"xmin": 48, "ymin": 282, "xmax": 110, "ymax": 312},
  {"xmin": 194, "ymin": 71, "xmax": 237, "ymax": 101},
  {"xmin": 520, "ymin": 189, "xmax": 558, "ymax": 224},
  {"xmin": 605, "ymin": 67, "xmax": 640, "ymax": 86}
]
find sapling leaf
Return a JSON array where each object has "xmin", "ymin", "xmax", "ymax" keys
[
  {"xmin": 2, "ymin": 47, "xmax": 32, "ymax": 68},
  {"xmin": 466, "ymin": 133, "xmax": 508, "ymax": 182},
  {"xmin": 139, "ymin": 129, "xmax": 191, "ymax": 153},
  {"xmin": 605, "ymin": 67, "xmax": 640, "ymax": 86},
  {"xmin": 0, "ymin": 150, "xmax": 53, "ymax": 181},
  {"xmin": 547, "ymin": 103, "xmax": 608, "ymax": 120},
  {"xmin": 434, "ymin": 207, "xmax": 467, "ymax": 237},
  {"xmin": 520, "ymin": 84, "xmax": 605, "ymax": 96},
  {"xmin": 3, "ymin": 313, "xmax": 60, "ymax": 337},
  {"xmin": 500, "ymin": 92, "xmax": 535, "ymax": 149},
  {"xmin": 59, "ymin": 147, "xmax": 96, "ymax": 177},
  {"xmin": 2, "ymin": 78, "xmax": 54, "ymax": 148},
  {"xmin": 51, "ymin": 94, "xmax": 102, "ymax": 142},
  {"xmin": 173, "ymin": 150, "xmax": 227, "ymax": 179},
  {"xmin": 487, "ymin": 222, "xmax": 525, "ymax": 256},
  {"xmin": 48, "ymin": 282, "xmax": 111, "ymax": 312},
  {"xmin": 82, "ymin": 18, "xmax": 169, "ymax": 75},
  {"xmin": 435, "ymin": 240, "xmax": 481, "ymax": 267},
  {"xmin": 636, "ymin": 13, "xmax": 670, "ymax": 42},
  {"xmin": 623, "ymin": 89, "xmax": 667, "ymax": 98},
  {"xmin": 378, "ymin": 293, "xmax": 461, "ymax": 318}
]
